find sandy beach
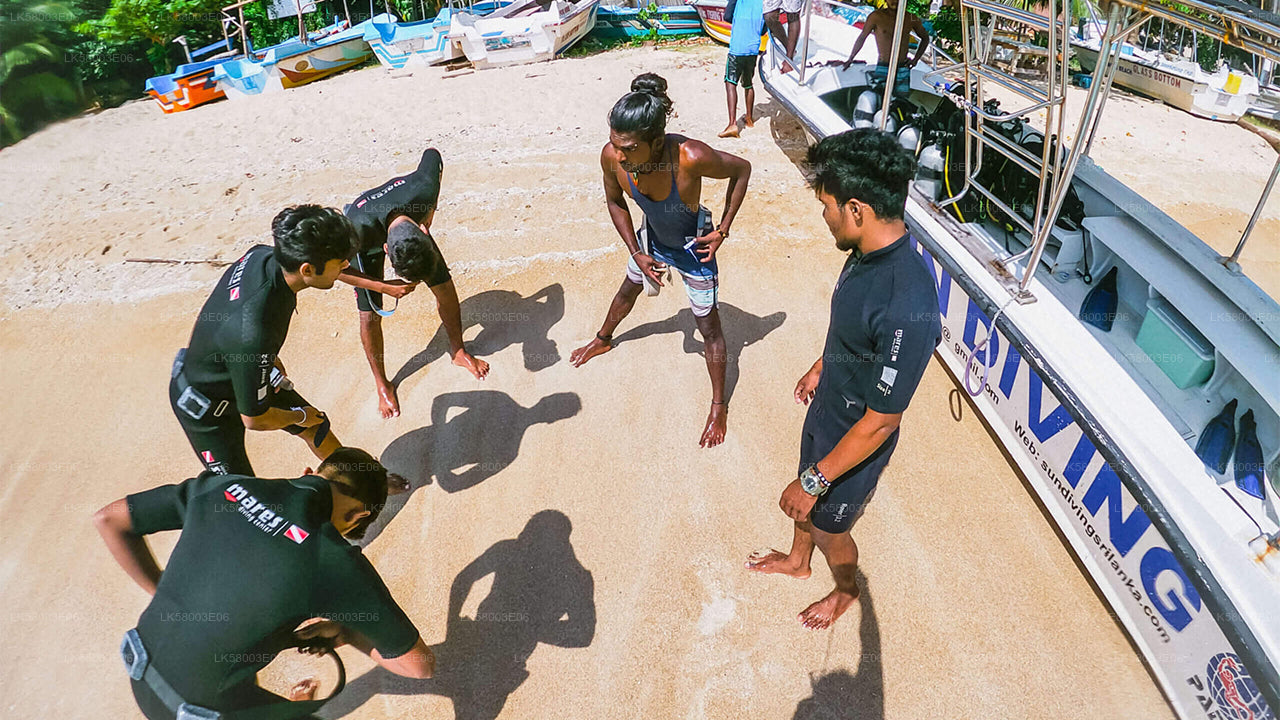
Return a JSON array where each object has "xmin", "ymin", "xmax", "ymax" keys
[{"xmin": 6, "ymin": 38, "xmax": 1273, "ymax": 718}]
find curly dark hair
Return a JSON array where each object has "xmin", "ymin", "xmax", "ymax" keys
[
  {"xmin": 386, "ymin": 220, "xmax": 443, "ymax": 283},
  {"xmin": 318, "ymin": 447, "xmax": 388, "ymax": 540},
  {"xmin": 609, "ymin": 73, "xmax": 673, "ymax": 144},
  {"xmin": 271, "ymin": 205, "xmax": 355, "ymax": 272},
  {"xmin": 804, "ymin": 129, "xmax": 917, "ymax": 220}
]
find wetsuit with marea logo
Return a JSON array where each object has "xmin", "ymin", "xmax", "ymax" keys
[
  {"xmin": 125, "ymin": 472, "xmax": 419, "ymax": 719},
  {"xmin": 170, "ymin": 245, "xmax": 315, "ymax": 476},
  {"xmin": 801, "ymin": 232, "xmax": 941, "ymax": 533},
  {"xmin": 344, "ymin": 148, "xmax": 452, "ymax": 311}
]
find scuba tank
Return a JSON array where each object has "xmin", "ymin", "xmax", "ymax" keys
[
  {"xmin": 853, "ymin": 90, "xmax": 879, "ymax": 128},
  {"xmin": 897, "ymin": 123, "xmax": 921, "ymax": 154},
  {"xmin": 916, "ymin": 143, "xmax": 946, "ymax": 201},
  {"xmin": 873, "ymin": 108, "xmax": 897, "ymax": 133}
]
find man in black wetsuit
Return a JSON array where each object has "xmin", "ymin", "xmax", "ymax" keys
[
  {"xmin": 569, "ymin": 73, "xmax": 752, "ymax": 449},
  {"xmin": 341, "ymin": 148, "xmax": 488, "ymax": 420},
  {"xmin": 95, "ymin": 447, "xmax": 434, "ymax": 719},
  {"xmin": 171, "ymin": 205, "xmax": 353, "ymax": 477},
  {"xmin": 746, "ymin": 129, "xmax": 941, "ymax": 629}
]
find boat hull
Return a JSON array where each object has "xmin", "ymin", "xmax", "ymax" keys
[
  {"xmin": 591, "ymin": 5, "xmax": 702, "ymax": 40},
  {"xmin": 145, "ymin": 67, "xmax": 226, "ymax": 114},
  {"xmin": 1074, "ymin": 44, "xmax": 1257, "ymax": 122},
  {"xmin": 274, "ymin": 35, "xmax": 374, "ymax": 88},
  {"xmin": 451, "ymin": 0, "xmax": 600, "ymax": 70}
]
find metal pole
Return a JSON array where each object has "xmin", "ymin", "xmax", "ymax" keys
[
  {"xmin": 1225, "ymin": 151, "xmax": 1280, "ymax": 267},
  {"xmin": 879, "ymin": 0, "xmax": 910, "ymax": 129},
  {"xmin": 1020, "ymin": 1, "xmax": 1125, "ymax": 293},
  {"xmin": 1082, "ymin": 15, "xmax": 1143, "ymax": 157},
  {"xmin": 798, "ymin": 0, "xmax": 814, "ymax": 84}
]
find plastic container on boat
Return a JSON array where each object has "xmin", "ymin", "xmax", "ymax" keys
[{"xmin": 1136, "ymin": 295, "xmax": 1216, "ymax": 388}]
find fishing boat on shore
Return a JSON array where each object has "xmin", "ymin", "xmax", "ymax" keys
[
  {"xmin": 1071, "ymin": 29, "xmax": 1258, "ymax": 122},
  {"xmin": 592, "ymin": 3, "xmax": 703, "ymax": 40},
  {"xmin": 448, "ymin": 0, "xmax": 600, "ymax": 69},
  {"xmin": 364, "ymin": 2, "xmax": 513, "ymax": 70},
  {"xmin": 762, "ymin": 0, "xmax": 1280, "ymax": 718},
  {"xmin": 213, "ymin": 17, "xmax": 377, "ymax": 100},
  {"xmin": 144, "ymin": 37, "xmax": 240, "ymax": 113}
]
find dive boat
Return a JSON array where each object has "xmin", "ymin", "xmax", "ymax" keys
[
  {"xmin": 213, "ymin": 18, "xmax": 377, "ymax": 100},
  {"xmin": 591, "ymin": 3, "xmax": 703, "ymax": 40},
  {"xmin": 1072, "ymin": 26, "xmax": 1259, "ymax": 122},
  {"xmin": 448, "ymin": 0, "xmax": 600, "ymax": 70},
  {"xmin": 762, "ymin": 0, "xmax": 1280, "ymax": 718}
]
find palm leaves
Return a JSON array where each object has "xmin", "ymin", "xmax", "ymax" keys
[{"xmin": 0, "ymin": 0, "xmax": 81, "ymax": 144}]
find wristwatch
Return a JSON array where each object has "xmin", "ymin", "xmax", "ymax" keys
[{"xmin": 799, "ymin": 464, "xmax": 830, "ymax": 497}]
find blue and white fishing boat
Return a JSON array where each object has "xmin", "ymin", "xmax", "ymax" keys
[
  {"xmin": 763, "ymin": 0, "xmax": 1280, "ymax": 718},
  {"xmin": 213, "ymin": 17, "xmax": 378, "ymax": 100},
  {"xmin": 449, "ymin": 0, "xmax": 601, "ymax": 69},
  {"xmin": 591, "ymin": 3, "xmax": 702, "ymax": 40},
  {"xmin": 364, "ymin": 3, "xmax": 513, "ymax": 69}
]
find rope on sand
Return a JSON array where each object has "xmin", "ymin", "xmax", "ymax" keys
[{"xmin": 124, "ymin": 257, "xmax": 232, "ymax": 266}]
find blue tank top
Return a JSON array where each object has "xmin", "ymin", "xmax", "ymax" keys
[{"xmin": 625, "ymin": 145, "xmax": 699, "ymax": 251}]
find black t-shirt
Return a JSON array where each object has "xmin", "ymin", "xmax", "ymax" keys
[
  {"xmin": 813, "ymin": 233, "xmax": 941, "ymax": 441},
  {"xmin": 127, "ymin": 473, "xmax": 419, "ymax": 708},
  {"xmin": 344, "ymin": 148, "xmax": 451, "ymax": 287},
  {"xmin": 182, "ymin": 245, "xmax": 295, "ymax": 416}
]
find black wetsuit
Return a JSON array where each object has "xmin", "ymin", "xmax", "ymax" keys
[
  {"xmin": 170, "ymin": 245, "xmax": 314, "ymax": 476},
  {"xmin": 344, "ymin": 148, "xmax": 452, "ymax": 311},
  {"xmin": 125, "ymin": 472, "xmax": 419, "ymax": 719},
  {"xmin": 802, "ymin": 232, "xmax": 941, "ymax": 533}
]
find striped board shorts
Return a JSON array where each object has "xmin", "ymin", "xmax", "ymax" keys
[{"xmin": 626, "ymin": 209, "xmax": 719, "ymax": 317}]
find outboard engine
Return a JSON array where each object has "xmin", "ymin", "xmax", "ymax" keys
[{"xmin": 853, "ymin": 90, "xmax": 878, "ymax": 128}]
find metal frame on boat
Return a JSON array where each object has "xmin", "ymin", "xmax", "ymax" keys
[{"xmin": 761, "ymin": 1, "xmax": 1280, "ymax": 717}]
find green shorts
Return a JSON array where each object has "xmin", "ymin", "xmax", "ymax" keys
[{"xmin": 725, "ymin": 53, "xmax": 758, "ymax": 89}]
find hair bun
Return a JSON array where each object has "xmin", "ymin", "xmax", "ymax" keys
[{"xmin": 630, "ymin": 72, "xmax": 668, "ymax": 98}]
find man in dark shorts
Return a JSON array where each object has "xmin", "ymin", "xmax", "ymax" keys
[
  {"xmin": 171, "ymin": 205, "xmax": 354, "ymax": 478},
  {"xmin": 840, "ymin": 0, "xmax": 930, "ymax": 97},
  {"xmin": 720, "ymin": 0, "xmax": 766, "ymax": 138},
  {"xmin": 569, "ymin": 73, "xmax": 752, "ymax": 448},
  {"xmin": 95, "ymin": 447, "xmax": 434, "ymax": 719},
  {"xmin": 746, "ymin": 129, "xmax": 940, "ymax": 629},
  {"xmin": 340, "ymin": 148, "xmax": 488, "ymax": 420}
]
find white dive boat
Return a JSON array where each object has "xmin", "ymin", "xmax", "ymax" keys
[
  {"xmin": 763, "ymin": 1, "xmax": 1280, "ymax": 718},
  {"xmin": 1071, "ymin": 23, "xmax": 1258, "ymax": 122},
  {"xmin": 449, "ymin": 0, "xmax": 600, "ymax": 70}
]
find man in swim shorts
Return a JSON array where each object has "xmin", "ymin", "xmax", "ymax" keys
[
  {"xmin": 746, "ymin": 129, "xmax": 940, "ymax": 629},
  {"xmin": 570, "ymin": 73, "xmax": 752, "ymax": 448},
  {"xmin": 841, "ymin": 0, "xmax": 930, "ymax": 97},
  {"xmin": 170, "ymin": 205, "xmax": 354, "ymax": 477},
  {"xmin": 341, "ymin": 148, "xmax": 488, "ymax": 420}
]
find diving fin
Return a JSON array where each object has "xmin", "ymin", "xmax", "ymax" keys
[
  {"xmin": 1234, "ymin": 409, "xmax": 1266, "ymax": 500},
  {"xmin": 1195, "ymin": 398, "xmax": 1237, "ymax": 475},
  {"xmin": 1080, "ymin": 266, "xmax": 1119, "ymax": 331}
]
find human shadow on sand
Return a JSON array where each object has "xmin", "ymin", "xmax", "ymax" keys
[
  {"xmin": 612, "ymin": 303, "xmax": 786, "ymax": 403},
  {"xmin": 791, "ymin": 570, "xmax": 883, "ymax": 720},
  {"xmin": 321, "ymin": 511, "xmax": 596, "ymax": 720},
  {"xmin": 358, "ymin": 391, "xmax": 581, "ymax": 546},
  {"xmin": 392, "ymin": 283, "xmax": 565, "ymax": 385},
  {"xmin": 755, "ymin": 99, "xmax": 812, "ymax": 173}
]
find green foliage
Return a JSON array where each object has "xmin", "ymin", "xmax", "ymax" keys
[
  {"xmin": 636, "ymin": 1, "xmax": 660, "ymax": 42},
  {"xmin": 0, "ymin": 0, "xmax": 87, "ymax": 144},
  {"xmin": 242, "ymin": 1, "xmax": 331, "ymax": 50}
]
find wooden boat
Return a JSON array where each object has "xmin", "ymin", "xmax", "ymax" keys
[
  {"xmin": 144, "ymin": 38, "xmax": 238, "ymax": 114},
  {"xmin": 591, "ymin": 4, "xmax": 703, "ymax": 40},
  {"xmin": 365, "ymin": 3, "xmax": 513, "ymax": 69},
  {"xmin": 449, "ymin": 0, "xmax": 600, "ymax": 69},
  {"xmin": 213, "ymin": 18, "xmax": 376, "ymax": 100}
]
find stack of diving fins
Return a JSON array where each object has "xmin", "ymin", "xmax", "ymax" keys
[{"xmin": 1195, "ymin": 398, "xmax": 1270, "ymax": 499}]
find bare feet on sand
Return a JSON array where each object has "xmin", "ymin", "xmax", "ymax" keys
[
  {"xmin": 289, "ymin": 678, "xmax": 319, "ymax": 702},
  {"xmin": 744, "ymin": 115, "xmax": 755, "ymax": 128},
  {"xmin": 452, "ymin": 349, "xmax": 490, "ymax": 380},
  {"xmin": 799, "ymin": 586, "xmax": 859, "ymax": 630},
  {"xmin": 376, "ymin": 380, "xmax": 400, "ymax": 419},
  {"xmin": 718, "ymin": 123, "xmax": 740, "ymax": 138},
  {"xmin": 744, "ymin": 549, "xmax": 811, "ymax": 579},
  {"xmin": 570, "ymin": 337, "xmax": 612, "ymax": 367},
  {"xmin": 699, "ymin": 403, "xmax": 728, "ymax": 448}
]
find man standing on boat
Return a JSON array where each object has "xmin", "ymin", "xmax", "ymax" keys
[
  {"xmin": 841, "ymin": 0, "xmax": 930, "ymax": 96},
  {"xmin": 340, "ymin": 148, "xmax": 489, "ymax": 420},
  {"xmin": 764, "ymin": 0, "xmax": 803, "ymax": 73},
  {"xmin": 570, "ymin": 73, "xmax": 752, "ymax": 448},
  {"xmin": 747, "ymin": 129, "xmax": 940, "ymax": 629},
  {"xmin": 171, "ymin": 205, "xmax": 354, "ymax": 478}
]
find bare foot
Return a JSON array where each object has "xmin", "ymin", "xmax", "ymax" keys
[
  {"xmin": 289, "ymin": 678, "xmax": 319, "ymax": 702},
  {"xmin": 744, "ymin": 115, "xmax": 755, "ymax": 128},
  {"xmin": 387, "ymin": 472, "xmax": 411, "ymax": 496},
  {"xmin": 781, "ymin": 60, "xmax": 795, "ymax": 74},
  {"xmin": 569, "ymin": 337, "xmax": 612, "ymax": 367},
  {"xmin": 452, "ymin": 349, "xmax": 490, "ymax": 380},
  {"xmin": 699, "ymin": 403, "xmax": 727, "ymax": 448},
  {"xmin": 798, "ymin": 586, "xmax": 859, "ymax": 630},
  {"xmin": 718, "ymin": 123, "xmax": 740, "ymax": 139},
  {"xmin": 376, "ymin": 380, "xmax": 400, "ymax": 419},
  {"xmin": 745, "ymin": 549, "xmax": 811, "ymax": 578}
]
